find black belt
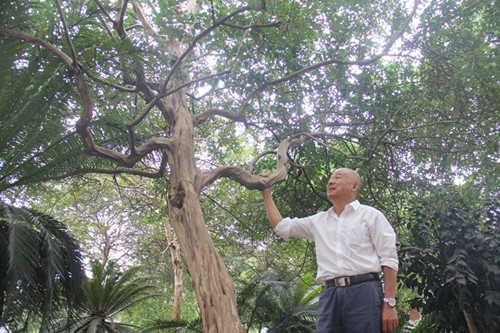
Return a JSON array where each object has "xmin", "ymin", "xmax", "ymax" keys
[{"xmin": 325, "ymin": 273, "xmax": 379, "ymax": 287}]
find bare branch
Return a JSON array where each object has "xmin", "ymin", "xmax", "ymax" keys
[
  {"xmin": 131, "ymin": 0, "xmax": 160, "ymax": 37},
  {"xmin": 82, "ymin": 136, "xmax": 174, "ymax": 168},
  {"xmin": 249, "ymin": 150, "xmax": 276, "ymax": 174},
  {"xmin": 198, "ymin": 130, "xmax": 329, "ymax": 191},
  {"xmin": 129, "ymin": 70, "xmax": 231, "ymax": 128},
  {"xmin": 195, "ymin": 108, "xmax": 245, "ymax": 125},
  {"xmin": 222, "ymin": 21, "xmax": 281, "ymax": 30},
  {"xmin": 197, "ymin": 127, "xmax": 386, "ymax": 191},
  {"xmin": 85, "ymin": 70, "xmax": 137, "ymax": 92},
  {"xmin": 54, "ymin": 0, "xmax": 78, "ymax": 68}
]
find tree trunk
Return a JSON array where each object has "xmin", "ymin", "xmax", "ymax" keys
[
  {"xmin": 168, "ymin": 187, "xmax": 243, "ymax": 332},
  {"xmin": 164, "ymin": 221, "xmax": 183, "ymax": 321},
  {"xmin": 165, "ymin": 82, "xmax": 244, "ymax": 332},
  {"xmin": 463, "ymin": 310, "xmax": 479, "ymax": 333}
]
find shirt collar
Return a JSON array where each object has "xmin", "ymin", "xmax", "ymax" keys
[
  {"xmin": 350, "ymin": 199, "xmax": 361, "ymax": 210},
  {"xmin": 328, "ymin": 199, "xmax": 360, "ymax": 216}
]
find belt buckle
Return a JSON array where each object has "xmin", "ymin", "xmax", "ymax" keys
[{"xmin": 336, "ymin": 277, "xmax": 350, "ymax": 287}]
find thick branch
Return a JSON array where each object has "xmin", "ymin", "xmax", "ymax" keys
[
  {"xmin": 82, "ymin": 137, "xmax": 174, "ymax": 167},
  {"xmin": 198, "ymin": 131, "xmax": 346, "ymax": 191},
  {"xmin": 194, "ymin": 108, "xmax": 246, "ymax": 125}
]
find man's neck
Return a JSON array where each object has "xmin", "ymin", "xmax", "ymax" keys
[
  {"xmin": 332, "ymin": 198, "xmax": 357, "ymax": 216},
  {"xmin": 333, "ymin": 205, "xmax": 345, "ymax": 216}
]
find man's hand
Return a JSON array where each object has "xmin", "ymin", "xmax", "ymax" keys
[
  {"xmin": 382, "ymin": 304, "xmax": 399, "ymax": 333},
  {"xmin": 258, "ymin": 172, "xmax": 274, "ymax": 195},
  {"xmin": 258, "ymin": 172, "xmax": 282, "ymax": 228}
]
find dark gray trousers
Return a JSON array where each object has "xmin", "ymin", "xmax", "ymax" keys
[{"xmin": 316, "ymin": 280, "xmax": 383, "ymax": 333}]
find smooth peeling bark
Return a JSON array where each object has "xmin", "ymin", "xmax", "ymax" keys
[
  {"xmin": 168, "ymin": 185, "xmax": 243, "ymax": 332},
  {"xmin": 165, "ymin": 85, "xmax": 243, "ymax": 332}
]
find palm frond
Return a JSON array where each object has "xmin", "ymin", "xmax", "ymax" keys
[
  {"xmin": 0, "ymin": 33, "xmax": 152, "ymax": 192},
  {"xmin": 237, "ymin": 269, "xmax": 319, "ymax": 332},
  {"xmin": 0, "ymin": 202, "xmax": 85, "ymax": 331},
  {"xmin": 59, "ymin": 261, "xmax": 158, "ymax": 333}
]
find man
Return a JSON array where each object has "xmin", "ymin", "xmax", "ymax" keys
[{"xmin": 260, "ymin": 168, "xmax": 399, "ymax": 333}]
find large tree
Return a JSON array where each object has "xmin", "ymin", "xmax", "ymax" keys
[{"xmin": 1, "ymin": 0, "xmax": 498, "ymax": 331}]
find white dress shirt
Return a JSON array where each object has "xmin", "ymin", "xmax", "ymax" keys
[{"xmin": 273, "ymin": 200, "xmax": 398, "ymax": 283}]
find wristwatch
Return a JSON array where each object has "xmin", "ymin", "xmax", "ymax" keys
[{"xmin": 383, "ymin": 297, "xmax": 397, "ymax": 307}]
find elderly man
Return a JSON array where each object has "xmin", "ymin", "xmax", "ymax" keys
[{"xmin": 260, "ymin": 168, "xmax": 399, "ymax": 333}]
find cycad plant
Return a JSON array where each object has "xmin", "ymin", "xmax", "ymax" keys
[
  {"xmin": 56, "ymin": 260, "xmax": 157, "ymax": 333},
  {"xmin": 238, "ymin": 270, "xmax": 321, "ymax": 333},
  {"xmin": 0, "ymin": 201, "xmax": 86, "ymax": 331}
]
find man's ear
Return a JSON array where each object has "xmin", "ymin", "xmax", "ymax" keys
[{"xmin": 352, "ymin": 182, "xmax": 360, "ymax": 194}]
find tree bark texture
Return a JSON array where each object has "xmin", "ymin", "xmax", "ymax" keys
[
  {"xmin": 165, "ymin": 83, "xmax": 244, "ymax": 332},
  {"xmin": 164, "ymin": 221, "xmax": 183, "ymax": 321}
]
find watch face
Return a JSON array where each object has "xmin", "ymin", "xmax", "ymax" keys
[{"xmin": 384, "ymin": 298, "xmax": 396, "ymax": 307}]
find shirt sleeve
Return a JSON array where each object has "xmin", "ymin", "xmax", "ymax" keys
[
  {"xmin": 371, "ymin": 211, "xmax": 399, "ymax": 271},
  {"xmin": 273, "ymin": 216, "xmax": 315, "ymax": 241}
]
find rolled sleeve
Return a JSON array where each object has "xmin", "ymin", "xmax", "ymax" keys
[
  {"xmin": 273, "ymin": 217, "xmax": 292, "ymax": 240},
  {"xmin": 273, "ymin": 216, "xmax": 315, "ymax": 241},
  {"xmin": 372, "ymin": 213, "xmax": 399, "ymax": 272}
]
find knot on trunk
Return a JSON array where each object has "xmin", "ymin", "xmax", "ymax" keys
[{"xmin": 169, "ymin": 183, "xmax": 186, "ymax": 209}]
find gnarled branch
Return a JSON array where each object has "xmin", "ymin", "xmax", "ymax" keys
[{"xmin": 198, "ymin": 131, "xmax": 355, "ymax": 191}]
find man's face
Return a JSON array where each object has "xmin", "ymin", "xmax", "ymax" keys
[{"xmin": 327, "ymin": 170, "xmax": 357, "ymax": 202}]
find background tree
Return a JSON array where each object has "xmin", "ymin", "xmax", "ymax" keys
[
  {"xmin": 1, "ymin": 0, "xmax": 498, "ymax": 331},
  {"xmin": 400, "ymin": 186, "xmax": 500, "ymax": 332}
]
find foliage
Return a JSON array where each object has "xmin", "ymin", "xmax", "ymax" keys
[
  {"xmin": 394, "ymin": 313, "xmax": 440, "ymax": 333},
  {"xmin": 55, "ymin": 260, "xmax": 158, "ymax": 333},
  {"xmin": 25, "ymin": 175, "xmax": 160, "ymax": 268},
  {"xmin": 0, "ymin": 0, "xmax": 496, "ymax": 194},
  {"xmin": 0, "ymin": 201, "xmax": 85, "ymax": 332},
  {"xmin": 400, "ymin": 185, "xmax": 500, "ymax": 332},
  {"xmin": 137, "ymin": 318, "xmax": 202, "ymax": 333},
  {"xmin": 236, "ymin": 267, "xmax": 320, "ymax": 332}
]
